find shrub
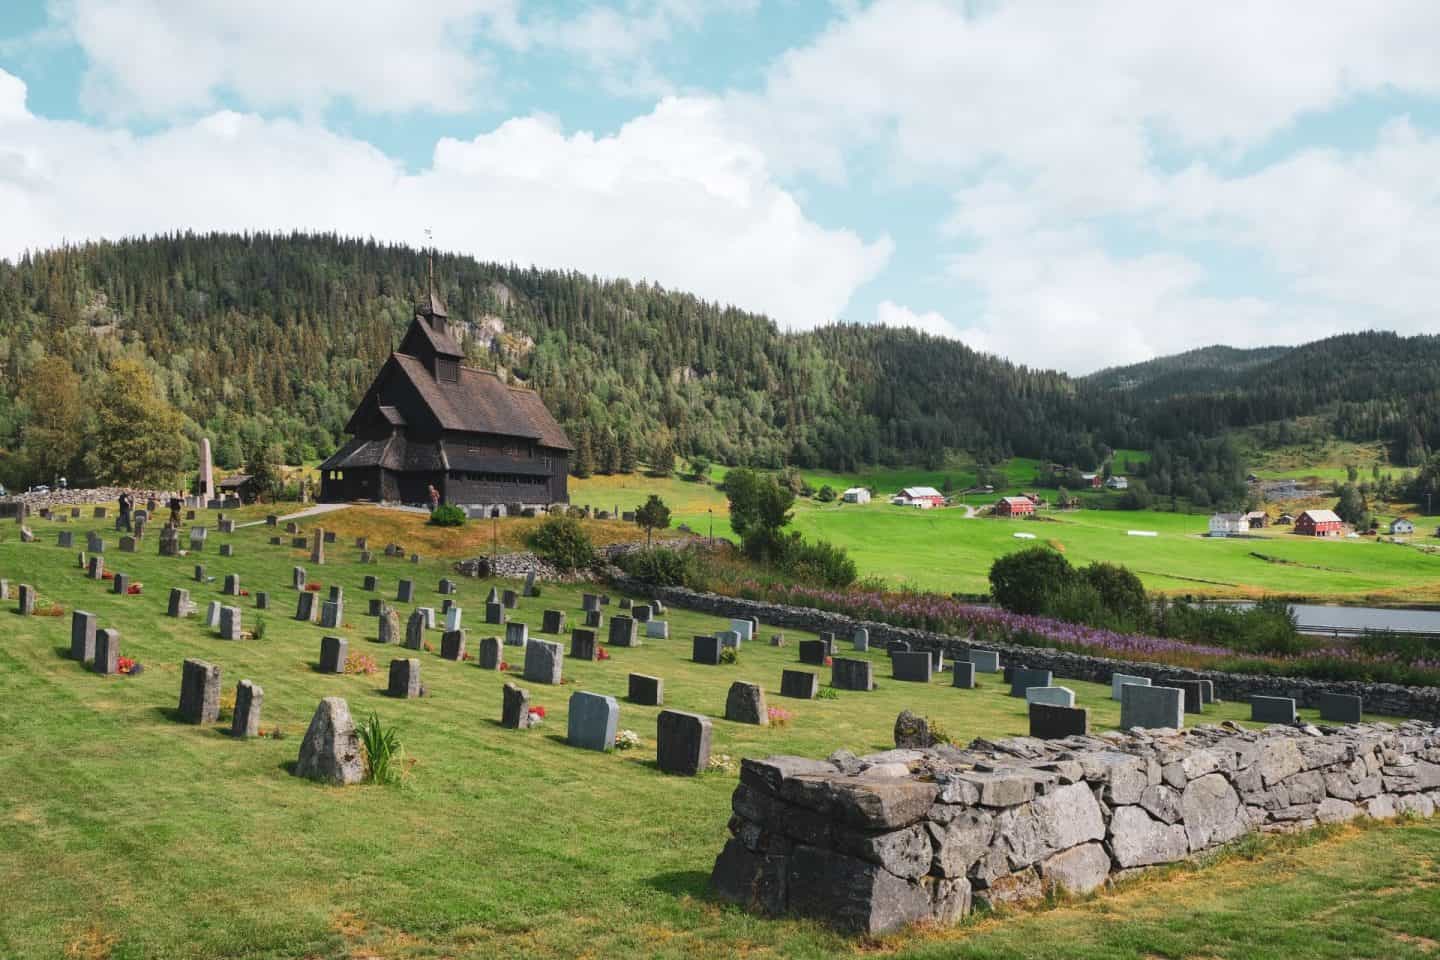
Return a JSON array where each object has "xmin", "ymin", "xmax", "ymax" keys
[
  {"xmin": 780, "ymin": 536, "xmax": 857, "ymax": 588},
  {"xmin": 616, "ymin": 547, "xmax": 699, "ymax": 587},
  {"xmin": 816, "ymin": 484, "xmax": 837, "ymax": 503},
  {"xmin": 358, "ymin": 713, "xmax": 404, "ymax": 786},
  {"xmin": 718, "ymin": 646, "xmax": 739, "ymax": 665},
  {"xmin": 989, "ymin": 546, "xmax": 1074, "ymax": 614},
  {"xmin": 253, "ymin": 615, "xmax": 267, "ymax": 640},
  {"xmin": 429, "ymin": 504, "xmax": 467, "ymax": 527},
  {"xmin": 529, "ymin": 516, "xmax": 596, "ymax": 571},
  {"xmin": 816, "ymin": 686, "xmax": 839, "ymax": 700}
]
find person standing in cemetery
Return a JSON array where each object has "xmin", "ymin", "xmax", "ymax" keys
[
  {"xmin": 118, "ymin": 492, "xmax": 132, "ymax": 527},
  {"xmin": 168, "ymin": 495, "xmax": 182, "ymax": 526},
  {"xmin": 428, "ymin": 484, "xmax": 440, "ymax": 512}
]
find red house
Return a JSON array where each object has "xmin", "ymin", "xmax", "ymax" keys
[
  {"xmin": 996, "ymin": 496, "xmax": 1036, "ymax": 518},
  {"xmin": 1294, "ymin": 509, "xmax": 1344, "ymax": 537}
]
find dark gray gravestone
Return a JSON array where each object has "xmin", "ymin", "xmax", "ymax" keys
[
  {"xmin": 396, "ymin": 579, "xmax": 414, "ymax": 603},
  {"xmin": 87, "ymin": 556, "xmax": 104, "ymax": 580},
  {"xmin": 609, "ymin": 615, "xmax": 639, "ymax": 648},
  {"xmin": 505, "ymin": 622, "xmax": 529, "ymax": 646},
  {"xmin": 692, "ymin": 635, "xmax": 722, "ymax": 665},
  {"xmin": 831, "ymin": 658, "xmax": 874, "ymax": 691},
  {"xmin": 1250, "ymin": 695, "xmax": 1296, "ymax": 724},
  {"xmin": 627, "ymin": 673, "xmax": 664, "ymax": 706},
  {"xmin": 582, "ymin": 593, "xmax": 601, "ymax": 612},
  {"xmin": 319, "ymin": 636, "xmax": 347, "ymax": 673},
  {"xmin": 232, "ymin": 680, "xmax": 263, "ymax": 738},
  {"xmin": 524, "ymin": 640, "xmax": 563, "ymax": 684},
  {"xmin": 120, "ymin": 536, "xmax": 136, "ymax": 553},
  {"xmin": 928, "ymin": 647, "xmax": 945, "ymax": 671},
  {"xmin": 438, "ymin": 578, "xmax": 455, "ymax": 595},
  {"xmin": 501, "ymin": 682, "xmax": 533, "ymax": 728},
  {"xmin": 440, "ymin": 629, "xmax": 467, "ymax": 661},
  {"xmin": 1029, "ymin": 703, "xmax": 1090, "ymax": 739},
  {"xmin": 951, "ymin": 660, "xmax": 976, "ymax": 689},
  {"xmin": 1199, "ymin": 679, "xmax": 1216, "ymax": 704},
  {"xmin": 292, "ymin": 566, "xmax": 307, "ymax": 590},
  {"xmin": 631, "ymin": 604, "xmax": 652, "ymax": 623},
  {"xmin": 1175, "ymin": 680, "xmax": 1205, "ymax": 714},
  {"xmin": 1120, "ymin": 684, "xmax": 1185, "ymax": 730},
  {"xmin": 584, "ymin": 609, "xmax": 604, "ymax": 629},
  {"xmin": 111, "ymin": 572, "xmax": 130, "ymax": 595},
  {"xmin": 569, "ymin": 628, "xmax": 598, "ymax": 661},
  {"xmin": 887, "ymin": 639, "xmax": 910, "ymax": 654},
  {"xmin": 368, "ymin": 597, "xmax": 383, "ymax": 616},
  {"xmin": 501, "ymin": 589, "xmax": 518, "ymax": 609},
  {"xmin": 193, "ymin": 563, "xmax": 205, "ymax": 583},
  {"xmin": 567, "ymin": 691, "xmax": 619, "ymax": 752},
  {"xmin": 404, "ymin": 610, "xmax": 425, "ymax": 650},
  {"xmin": 223, "ymin": 573, "xmax": 241, "ymax": 596},
  {"xmin": 319, "ymin": 600, "xmax": 342, "ymax": 630},
  {"xmin": 891, "ymin": 651, "xmax": 933, "ymax": 683},
  {"xmin": 328, "ymin": 585, "xmax": 344, "ymax": 603},
  {"xmin": 387, "ymin": 658, "xmax": 422, "ymax": 698},
  {"xmin": 219, "ymin": 605, "xmax": 243, "ymax": 640},
  {"xmin": 541, "ymin": 609, "xmax": 566, "ymax": 634},
  {"xmin": 92, "ymin": 629, "xmax": 120, "ymax": 673},
  {"xmin": 656, "ymin": 710, "xmax": 711, "ymax": 775},
  {"xmin": 58, "ymin": 530, "xmax": 74, "ymax": 548},
  {"xmin": 70, "ymin": 611, "xmax": 97, "ymax": 662},
  {"xmin": 780, "ymin": 669, "xmax": 818, "ymax": 699},
  {"xmin": 363, "ymin": 575, "xmax": 378, "ymax": 591},
  {"xmin": 255, "ymin": 591, "xmax": 269, "ymax": 610},
  {"xmin": 485, "ymin": 602, "xmax": 505, "ymax": 625},
  {"xmin": 295, "ymin": 591, "xmax": 318, "ymax": 623},
  {"xmin": 1319, "ymin": 692, "xmax": 1363, "ymax": 723},
  {"xmin": 797, "ymin": 640, "xmax": 827, "ymax": 666},
  {"xmin": 724, "ymin": 682, "xmax": 767, "ymax": 725},
  {"xmin": 178, "ymin": 659, "xmax": 221, "ymax": 723},
  {"xmin": 377, "ymin": 608, "xmax": 401, "ymax": 645},
  {"xmin": 477, "ymin": 635, "xmax": 502, "ymax": 670},
  {"xmin": 1008, "ymin": 668, "xmax": 1053, "ymax": 698},
  {"xmin": 219, "ymin": 543, "xmax": 233, "ymax": 558},
  {"xmin": 167, "ymin": 588, "xmax": 190, "ymax": 618}
]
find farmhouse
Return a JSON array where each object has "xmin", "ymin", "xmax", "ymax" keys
[
  {"xmin": 1244, "ymin": 510, "xmax": 1268, "ymax": 528},
  {"xmin": 1104, "ymin": 476, "xmax": 1129, "ymax": 490},
  {"xmin": 996, "ymin": 496, "xmax": 1036, "ymax": 518},
  {"xmin": 1208, "ymin": 512, "xmax": 1249, "ymax": 537},
  {"xmin": 319, "ymin": 277, "xmax": 572, "ymax": 510},
  {"xmin": 1390, "ymin": 517, "xmax": 1416, "ymax": 535},
  {"xmin": 218, "ymin": 474, "xmax": 259, "ymax": 503},
  {"xmin": 891, "ymin": 486, "xmax": 945, "ymax": 509},
  {"xmin": 1080, "ymin": 472, "xmax": 1103, "ymax": 488},
  {"xmin": 841, "ymin": 487, "xmax": 871, "ymax": 504},
  {"xmin": 1294, "ymin": 509, "xmax": 1344, "ymax": 537}
]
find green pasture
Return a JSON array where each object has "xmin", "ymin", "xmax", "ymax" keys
[{"xmin": 1, "ymin": 506, "xmax": 1432, "ymax": 959}]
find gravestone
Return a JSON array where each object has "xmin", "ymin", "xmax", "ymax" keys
[
  {"xmin": 194, "ymin": 564, "xmax": 206, "ymax": 583},
  {"xmin": 656, "ymin": 710, "xmax": 712, "ymax": 776},
  {"xmin": 542, "ymin": 609, "xmax": 566, "ymax": 634},
  {"xmin": 205, "ymin": 600, "xmax": 223, "ymax": 629},
  {"xmin": 387, "ymin": 658, "xmax": 422, "ymax": 698},
  {"xmin": 1198, "ymin": 679, "xmax": 1216, "ymax": 704},
  {"xmin": 627, "ymin": 673, "xmax": 664, "ymax": 706},
  {"xmin": 1250, "ymin": 695, "xmax": 1297, "ymax": 724},
  {"xmin": 223, "ymin": 573, "xmax": 241, "ymax": 596},
  {"xmin": 619, "ymin": 597, "xmax": 632, "ymax": 609},
  {"xmin": 584, "ymin": 609, "xmax": 604, "ymax": 629},
  {"xmin": 232, "ymin": 680, "xmax": 263, "ymax": 738},
  {"xmin": 780, "ymin": 669, "xmax": 818, "ymax": 699},
  {"xmin": 798, "ymin": 640, "xmax": 827, "ymax": 666},
  {"xmin": 292, "ymin": 566, "xmax": 307, "ymax": 590},
  {"xmin": 219, "ymin": 543, "xmax": 233, "ymax": 558},
  {"xmin": 94, "ymin": 506, "xmax": 107, "ymax": 519},
  {"xmin": 58, "ymin": 530, "xmax": 74, "ymax": 548},
  {"xmin": 439, "ymin": 578, "xmax": 456, "ymax": 595},
  {"xmin": 524, "ymin": 639, "xmax": 564, "ymax": 684},
  {"xmin": 219, "ymin": 606, "xmax": 243, "ymax": 640},
  {"xmin": 1008, "ymin": 668, "xmax": 1053, "ymax": 698},
  {"xmin": 1175, "ymin": 680, "xmax": 1205, "ymax": 714},
  {"xmin": 1025, "ymin": 685, "xmax": 1076, "ymax": 707},
  {"xmin": 320, "ymin": 600, "xmax": 342, "ymax": 629},
  {"xmin": 87, "ymin": 533, "xmax": 104, "ymax": 553},
  {"xmin": 968, "ymin": 649, "xmax": 1002, "ymax": 673},
  {"xmin": 319, "ymin": 636, "xmax": 348, "ymax": 673},
  {"xmin": 692, "ymin": 635, "xmax": 722, "ymax": 665},
  {"xmin": 886, "ymin": 640, "xmax": 909, "ymax": 654},
  {"xmin": 295, "ymin": 591, "xmax": 318, "ymax": 623},
  {"xmin": 87, "ymin": 556, "xmax": 104, "ymax": 580},
  {"xmin": 951, "ymin": 660, "xmax": 976, "ymax": 688},
  {"xmin": 70, "ymin": 611, "xmax": 97, "ymax": 662},
  {"xmin": 291, "ymin": 537, "xmax": 308, "ymax": 549},
  {"xmin": 71, "ymin": 507, "xmax": 81, "ymax": 518},
  {"xmin": 928, "ymin": 647, "xmax": 945, "ymax": 672},
  {"xmin": 367, "ymin": 598, "xmax": 382, "ymax": 616},
  {"xmin": 1319, "ymin": 692, "xmax": 1363, "ymax": 723},
  {"xmin": 718, "ymin": 630, "xmax": 742, "ymax": 650},
  {"xmin": 266, "ymin": 515, "xmax": 278, "ymax": 527},
  {"xmin": 355, "ymin": 536, "xmax": 367, "ymax": 550},
  {"xmin": 891, "ymin": 651, "xmax": 933, "ymax": 683},
  {"xmin": 632, "ymin": 604, "xmax": 653, "ymax": 623},
  {"xmin": 724, "ymin": 682, "xmax": 767, "ymax": 725},
  {"xmin": 831, "ymin": 658, "xmax": 875, "ymax": 691},
  {"xmin": 485, "ymin": 602, "xmax": 505, "ymax": 625},
  {"xmin": 645, "ymin": 620, "xmax": 669, "ymax": 640},
  {"xmin": 1120, "ymin": 684, "xmax": 1185, "ymax": 730},
  {"xmin": 189, "ymin": 527, "xmax": 206, "ymax": 552},
  {"xmin": 378, "ymin": 607, "xmax": 401, "ymax": 645},
  {"xmin": 1111, "ymin": 673, "xmax": 1152, "ymax": 701},
  {"xmin": 609, "ymin": 616, "xmax": 640, "ymax": 648},
  {"xmin": 295, "ymin": 697, "xmax": 365, "ymax": 785},
  {"xmin": 433, "ymin": 629, "xmax": 464, "ymax": 661},
  {"xmin": 770, "ymin": 633, "xmax": 786, "ymax": 646},
  {"xmin": 133, "ymin": 517, "xmax": 146, "ymax": 539},
  {"xmin": 505, "ymin": 622, "xmax": 529, "ymax": 647},
  {"xmin": 405, "ymin": 610, "xmax": 426, "ymax": 650},
  {"xmin": 570, "ymin": 628, "xmax": 599, "ymax": 661},
  {"xmin": 582, "ymin": 593, "xmax": 601, "ymax": 612},
  {"xmin": 1029, "ymin": 702, "xmax": 1090, "ymax": 739},
  {"xmin": 418, "ymin": 606, "xmax": 436, "ymax": 628},
  {"xmin": 218, "ymin": 519, "xmax": 235, "ymax": 534},
  {"xmin": 323, "ymin": 530, "xmax": 336, "ymax": 544},
  {"xmin": 120, "ymin": 536, "xmax": 136, "ymax": 553},
  {"xmin": 363, "ymin": 575, "xmax": 377, "ymax": 591},
  {"xmin": 523, "ymin": 571, "xmax": 537, "ymax": 597},
  {"xmin": 167, "ymin": 587, "xmax": 192, "ymax": 618},
  {"xmin": 255, "ymin": 591, "xmax": 269, "ymax": 610},
  {"xmin": 477, "ymin": 635, "xmax": 502, "ymax": 670},
  {"xmin": 567, "ymin": 691, "xmax": 619, "ymax": 752},
  {"xmin": 486, "ymin": 586, "xmax": 500, "ymax": 604},
  {"xmin": 178, "ymin": 659, "xmax": 221, "ymax": 723},
  {"xmin": 328, "ymin": 585, "xmax": 344, "ymax": 603},
  {"xmin": 444, "ymin": 606, "xmax": 462, "ymax": 632},
  {"xmin": 725, "ymin": 619, "xmax": 753, "ymax": 643},
  {"xmin": 441, "ymin": 598, "xmax": 453, "ymax": 615},
  {"xmin": 501, "ymin": 683, "xmax": 534, "ymax": 729},
  {"xmin": 501, "ymin": 589, "xmax": 518, "ymax": 609},
  {"xmin": 159, "ymin": 526, "xmax": 179, "ymax": 556},
  {"xmin": 93, "ymin": 629, "xmax": 120, "ymax": 674},
  {"xmin": 396, "ymin": 579, "xmax": 414, "ymax": 603},
  {"xmin": 111, "ymin": 573, "xmax": 130, "ymax": 595},
  {"xmin": 852, "ymin": 627, "xmax": 869, "ymax": 651},
  {"xmin": 310, "ymin": 529, "xmax": 325, "ymax": 565}
]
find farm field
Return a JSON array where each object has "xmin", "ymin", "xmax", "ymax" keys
[{"xmin": 0, "ymin": 507, "xmax": 1430, "ymax": 960}]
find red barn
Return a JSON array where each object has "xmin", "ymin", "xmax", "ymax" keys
[
  {"xmin": 1294, "ymin": 509, "xmax": 1344, "ymax": 537},
  {"xmin": 996, "ymin": 496, "xmax": 1036, "ymax": 518}
]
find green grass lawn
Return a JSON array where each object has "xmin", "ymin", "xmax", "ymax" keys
[{"xmin": 3, "ymin": 509, "xmax": 1437, "ymax": 959}]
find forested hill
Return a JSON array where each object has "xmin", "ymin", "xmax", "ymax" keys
[
  {"xmin": 1, "ymin": 233, "xmax": 1437, "ymax": 486},
  {"xmin": 0, "ymin": 232, "xmax": 1105, "ymax": 480}
]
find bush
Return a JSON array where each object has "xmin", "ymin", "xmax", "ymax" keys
[
  {"xmin": 1079, "ymin": 562, "xmax": 1149, "ymax": 628},
  {"xmin": 718, "ymin": 646, "xmax": 739, "ymax": 665},
  {"xmin": 816, "ymin": 484, "xmax": 837, "ymax": 503},
  {"xmin": 529, "ymin": 516, "xmax": 596, "ymax": 571},
  {"xmin": 989, "ymin": 547, "xmax": 1074, "ymax": 615},
  {"xmin": 429, "ymin": 504, "xmax": 467, "ymax": 527},
  {"xmin": 616, "ymin": 547, "xmax": 698, "ymax": 587},
  {"xmin": 780, "ymin": 536, "xmax": 857, "ymax": 588}
]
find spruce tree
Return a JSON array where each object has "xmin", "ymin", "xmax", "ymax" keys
[{"xmin": 572, "ymin": 425, "xmax": 595, "ymax": 478}]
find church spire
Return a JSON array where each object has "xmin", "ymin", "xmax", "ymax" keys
[{"xmin": 418, "ymin": 231, "xmax": 448, "ymax": 320}]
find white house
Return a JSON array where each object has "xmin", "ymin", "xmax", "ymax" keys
[
  {"xmin": 1390, "ymin": 517, "xmax": 1416, "ymax": 535},
  {"xmin": 841, "ymin": 487, "xmax": 871, "ymax": 505},
  {"xmin": 1105, "ymin": 476, "xmax": 1129, "ymax": 490},
  {"xmin": 891, "ymin": 486, "xmax": 946, "ymax": 509},
  {"xmin": 1209, "ymin": 513, "xmax": 1250, "ymax": 537}
]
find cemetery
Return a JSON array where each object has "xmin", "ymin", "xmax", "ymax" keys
[{"xmin": 3, "ymin": 501, "xmax": 1440, "ymax": 958}]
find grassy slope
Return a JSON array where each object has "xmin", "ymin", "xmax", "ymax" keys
[{"xmin": 1, "ymin": 507, "xmax": 1432, "ymax": 959}]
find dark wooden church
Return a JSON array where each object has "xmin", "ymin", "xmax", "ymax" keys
[{"xmin": 319, "ymin": 280, "xmax": 571, "ymax": 510}]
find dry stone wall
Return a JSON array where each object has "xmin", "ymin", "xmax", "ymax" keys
[
  {"xmin": 713, "ymin": 720, "xmax": 1440, "ymax": 934},
  {"xmin": 615, "ymin": 582, "xmax": 1440, "ymax": 721}
]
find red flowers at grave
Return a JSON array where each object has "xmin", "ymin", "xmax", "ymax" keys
[
  {"xmin": 499, "ymin": 661, "xmax": 510, "ymax": 672},
  {"xmin": 529, "ymin": 705, "xmax": 547, "ymax": 719},
  {"xmin": 126, "ymin": 583, "xmax": 142, "ymax": 595},
  {"xmin": 117, "ymin": 656, "xmax": 137, "ymax": 675},
  {"xmin": 239, "ymin": 589, "xmax": 249, "ymax": 597},
  {"xmin": 101, "ymin": 571, "xmax": 114, "ymax": 580},
  {"xmin": 305, "ymin": 582, "xmax": 322, "ymax": 592},
  {"xmin": 597, "ymin": 648, "xmax": 611, "ymax": 661},
  {"xmin": 824, "ymin": 656, "xmax": 833, "ymax": 666}
]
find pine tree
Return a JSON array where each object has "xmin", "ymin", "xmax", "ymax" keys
[
  {"xmin": 572, "ymin": 425, "xmax": 595, "ymax": 478},
  {"xmin": 618, "ymin": 431, "xmax": 638, "ymax": 474},
  {"xmin": 597, "ymin": 427, "xmax": 619, "ymax": 475}
]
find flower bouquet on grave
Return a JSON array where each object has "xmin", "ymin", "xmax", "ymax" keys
[
  {"xmin": 239, "ymin": 589, "xmax": 249, "ymax": 597},
  {"xmin": 117, "ymin": 656, "xmax": 141, "ymax": 676},
  {"xmin": 597, "ymin": 647, "xmax": 611, "ymax": 662},
  {"xmin": 344, "ymin": 652, "xmax": 378, "ymax": 676},
  {"xmin": 614, "ymin": 729, "xmax": 640, "ymax": 750},
  {"xmin": 422, "ymin": 640, "xmax": 434, "ymax": 653},
  {"xmin": 101, "ymin": 571, "xmax": 114, "ymax": 581},
  {"xmin": 705, "ymin": 754, "xmax": 737, "ymax": 774},
  {"xmin": 499, "ymin": 661, "xmax": 510, "ymax": 672},
  {"xmin": 305, "ymin": 582, "xmax": 322, "ymax": 592},
  {"xmin": 528, "ymin": 705, "xmax": 546, "ymax": 726},
  {"xmin": 127, "ymin": 583, "xmax": 143, "ymax": 595},
  {"xmin": 824, "ymin": 656, "xmax": 833, "ymax": 666},
  {"xmin": 767, "ymin": 706, "xmax": 795, "ymax": 727}
]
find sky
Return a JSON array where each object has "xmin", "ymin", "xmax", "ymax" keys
[{"xmin": 2, "ymin": 1, "xmax": 1439, "ymax": 375}]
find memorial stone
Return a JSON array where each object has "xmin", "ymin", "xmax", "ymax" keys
[
  {"xmin": 477, "ymin": 635, "xmax": 502, "ymax": 670},
  {"xmin": 504, "ymin": 621, "xmax": 529, "ymax": 647},
  {"xmin": 951, "ymin": 660, "xmax": 976, "ymax": 688},
  {"xmin": 724, "ymin": 682, "xmax": 767, "ymax": 725},
  {"xmin": 1025, "ymin": 685, "xmax": 1076, "ymax": 707},
  {"xmin": 1120, "ymin": 684, "xmax": 1185, "ymax": 730},
  {"xmin": 1008, "ymin": 668, "xmax": 1054, "ymax": 698},
  {"xmin": 178, "ymin": 659, "xmax": 221, "ymax": 723},
  {"xmin": 1251, "ymin": 695, "xmax": 1298, "ymax": 724},
  {"xmin": 692, "ymin": 635, "xmax": 722, "ymax": 665},
  {"xmin": 232, "ymin": 680, "xmax": 263, "ymax": 738},
  {"xmin": 70, "ymin": 610, "xmax": 97, "ymax": 661},
  {"xmin": 627, "ymin": 673, "xmax": 664, "ymax": 706},
  {"xmin": 1111, "ymin": 673, "xmax": 1152, "ymax": 701},
  {"xmin": 891, "ymin": 651, "xmax": 933, "ymax": 683},
  {"xmin": 1029, "ymin": 702, "xmax": 1090, "ymax": 739},
  {"xmin": 831, "ymin": 658, "xmax": 875, "ymax": 691},
  {"xmin": 387, "ymin": 658, "xmax": 421, "ymax": 698},
  {"xmin": 1319, "ymin": 693, "xmax": 1363, "ymax": 723},
  {"xmin": 570, "ymin": 628, "xmax": 598, "ymax": 661},
  {"xmin": 655, "ymin": 710, "xmax": 711, "ymax": 775},
  {"xmin": 319, "ymin": 636, "xmax": 348, "ymax": 673},
  {"xmin": 93, "ymin": 629, "xmax": 120, "ymax": 673},
  {"xmin": 780, "ymin": 669, "xmax": 818, "ymax": 699},
  {"xmin": 501, "ymin": 683, "xmax": 533, "ymax": 728},
  {"xmin": 609, "ymin": 615, "xmax": 639, "ymax": 647},
  {"xmin": 541, "ymin": 609, "xmax": 566, "ymax": 634},
  {"xmin": 524, "ymin": 639, "xmax": 564, "ymax": 684},
  {"xmin": 567, "ymin": 691, "xmax": 620, "ymax": 752}
]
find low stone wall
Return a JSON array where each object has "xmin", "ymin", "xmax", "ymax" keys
[
  {"xmin": 713, "ymin": 720, "xmax": 1440, "ymax": 933},
  {"xmin": 612, "ymin": 582, "xmax": 1440, "ymax": 721}
]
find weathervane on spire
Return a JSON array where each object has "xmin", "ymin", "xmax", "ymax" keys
[{"xmin": 424, "ymin": 226, "xmax": 434, "ymax": 291}]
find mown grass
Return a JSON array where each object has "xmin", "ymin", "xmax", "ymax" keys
[{"xmin": 1, "ymin": 507, "xmax": 1437, "ymax": 959}]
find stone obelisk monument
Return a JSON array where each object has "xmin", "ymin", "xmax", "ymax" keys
[{"xmin": 199, "ymin": 437, "xmax": 215, "ymax": 505}]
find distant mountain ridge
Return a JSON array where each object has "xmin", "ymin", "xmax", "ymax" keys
[{"xmin": 1083, "ymin": 344, "xmax": 1294, "ymax": 399}]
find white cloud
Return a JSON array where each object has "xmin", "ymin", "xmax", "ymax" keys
[
  {"xmin": 0, "ymin": 70, "xmax": 889, "ymax": 332},
  {"xmin": 874, "ymin": 300, "xmax": 957, "ymax": 340}
]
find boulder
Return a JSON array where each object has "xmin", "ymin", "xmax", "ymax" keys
[
  {"xmin": 1107, "ymin": 805, "xmax": 1190, "ymax": 868},
  {"xmin": 1040, "ymin": 841, "xmax": 1111, "ymax": 895},
  {"xmin": 1180, "ymin": 773, "xmax": 1249, "ymax": 851},
  {"xmin": 295, "ymin": 697, "xmax": 365, "ymax": 785}
]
